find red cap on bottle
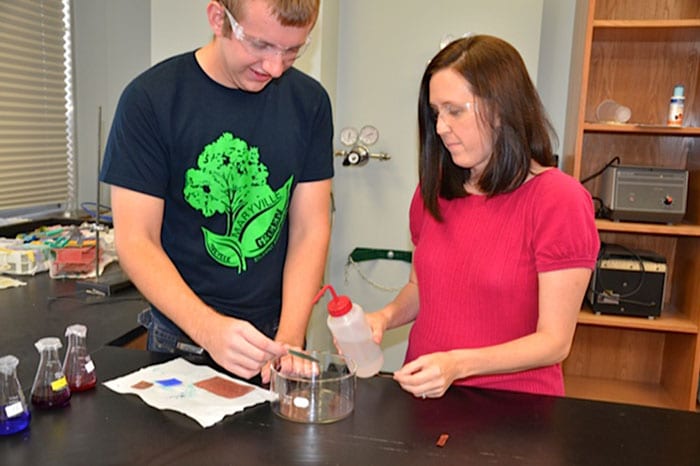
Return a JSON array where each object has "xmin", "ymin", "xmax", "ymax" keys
[{"xmin": 313, "ymin": 284, "xmax": 352, "ymax": 317}]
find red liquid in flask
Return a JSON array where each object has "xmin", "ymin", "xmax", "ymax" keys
[
  {"xmin": 63, "ymin": 324, "xmax": 97, "ymax": 391},
  {"xmin": 64, "ymin": 361, "xmax": 97, "ymax": 392}
]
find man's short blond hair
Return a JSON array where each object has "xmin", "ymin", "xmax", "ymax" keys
[{"xmin": 220, "ymin": 0, "xmax": 319, "ymax": 30}]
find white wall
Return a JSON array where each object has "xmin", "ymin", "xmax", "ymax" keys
[
  {"xmin": 537, "ymin": 0, "xmax": 577, "ymax": 157},
  {"xmin": 150, "ymin": 0, "xmax": 210, "ymax": 65},
  {"xmin": 73, "ymin": 0, "xmax": 150, "ymax": 210}
]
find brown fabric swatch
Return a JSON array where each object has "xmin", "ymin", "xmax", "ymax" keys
[
  {"xmin": 436, "ymin": 433, "xmax": 450, "ymax": 448},
  {"xmin": 131, "ymin": 380, "xmax": 153, "ymax": 390},
  {"xmin": 194, "ymin": 376, "xmax": 254, "ymax": 399}
]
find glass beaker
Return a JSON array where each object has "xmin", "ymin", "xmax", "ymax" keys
[
  {"xmin": 31, "ymin": 337, "xmax": 71, "ymax": 409},
  {"xmin": 270, "ymin": 351, "xmax": 356, "ymax": 424},
  {"xmin": 0, "ymin": 355, "xmax": 31, "ymax": 435},
  {"xmin": 63, "ymin": 324, "xmax": 97, "ymax": 391}
]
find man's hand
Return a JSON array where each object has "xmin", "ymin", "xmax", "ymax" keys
[{"xmin": 198, "ymin": 314, "xmax": 287, "ymax": 380}]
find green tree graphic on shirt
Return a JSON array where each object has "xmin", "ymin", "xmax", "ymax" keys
[{"xmin": 183, "ymin": 132, "xmax": 292, "ymax": 273}]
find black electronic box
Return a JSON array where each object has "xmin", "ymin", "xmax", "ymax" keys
[{"xmin": 587, "ymin": 243, "xmax": 666, "ymax": 318}]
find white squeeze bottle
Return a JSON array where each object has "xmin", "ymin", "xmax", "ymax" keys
[
  {"xmin": 314, "ymin": 284, "xmax": 384, "ymax": 378},
  {"xmin": 667, "ymin": 84, "xmax": 685, "ymax": 127}
]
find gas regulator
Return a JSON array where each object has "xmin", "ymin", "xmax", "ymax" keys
[{"xmin": 335, "ymin": 125, "xmax": 390, "ymax": 166}]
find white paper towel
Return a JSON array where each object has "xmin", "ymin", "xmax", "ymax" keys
[{"xmin": 103, "ymin": 357, "xmax": 275, "ymax": 428}]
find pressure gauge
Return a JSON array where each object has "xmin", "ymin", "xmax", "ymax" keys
[
  {"xmin": 339, "ymin": 127, "xmax": 359, "ymax": 146},
  {"xmin": 359, "ymin": 125, "xmax": 379, "ymax": 146}
]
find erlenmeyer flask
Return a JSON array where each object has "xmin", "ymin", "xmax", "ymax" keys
[
  {"xmin": 63, "ymin": 324, "xmax": 97, "ymax": 391},
  {"xmin": 0, "ymin": 355, "xmax": 31, "ymax": 435},
  {"xmin": 30, "ymin": 337, "xmax": 71, "ymax": 409}
]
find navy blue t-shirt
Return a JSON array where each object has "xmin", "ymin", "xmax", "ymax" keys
[{"xmin": 101, "ymin": 51, "xmax": 334, "ymax": 328}]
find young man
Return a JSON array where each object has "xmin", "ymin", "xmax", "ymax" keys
[{"xmin": 101, "ymin": 0, "xmax": 332, "ymax": 382}]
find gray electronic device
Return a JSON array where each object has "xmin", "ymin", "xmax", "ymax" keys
[{"xmin": 600, "ymin": 165, "xmax": 688, "ymax": 223}]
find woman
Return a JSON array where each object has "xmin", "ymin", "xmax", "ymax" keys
[{"xmin": 366, "ymin": 35, "xmax": 599, "ymax": 398}]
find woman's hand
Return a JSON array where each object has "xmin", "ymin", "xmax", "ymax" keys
[{"xmin": 393, "ymin": 351, "xmax": 460, "ymax": 399}]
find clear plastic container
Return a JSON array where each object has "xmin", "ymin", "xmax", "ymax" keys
[{"xmin": 595, "ymin": 99, "xmax": 631, "ymax": 123}]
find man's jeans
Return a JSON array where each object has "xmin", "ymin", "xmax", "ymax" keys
[{"xmin": 137, "ymin": 307, "xmax": 279, "ymax": 359}]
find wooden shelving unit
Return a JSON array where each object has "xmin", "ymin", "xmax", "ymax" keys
[{"xmin": 562, "ymin": 0, "xmax": 700, "ymax": 411}]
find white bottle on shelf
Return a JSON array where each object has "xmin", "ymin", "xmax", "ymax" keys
[
  {"xmin": 667, "ymin": 84, "xmax": 684, "ymax": 127},
  {"xmin": 314, "ymin": 285, "xmax": 384, "ymax": 378}
]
